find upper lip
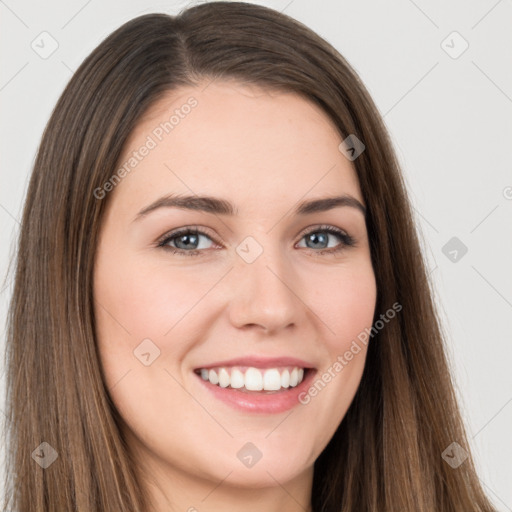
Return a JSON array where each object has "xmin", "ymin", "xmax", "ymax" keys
[{"xmin": 194, "ymin": 355, "xmax": 316, "ymax": 370}]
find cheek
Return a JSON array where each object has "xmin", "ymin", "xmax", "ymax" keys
[
  {"xmin": 293, "ymin": 259, "xmax": 376, "ymax": 418},
  {"xmin": 92, "ymin": 253, "xmax": 210, "ymax": 451},
  {"xmin": 93, "ymin": 250, "xmax": 214, "ymax": 396},
  {"xmin": 295, "ymin": 264, "xmax": 376, "ymax": 453},
  {"xmin": 314, "ymin": 259, "xmax": 377, "ymax": 353},
  {"xmin": 93, "ymin": 250, "xmax": 213, "ymax": 342}
]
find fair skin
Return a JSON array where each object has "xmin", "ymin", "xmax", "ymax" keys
[{"xmin": 93, "ymin": 80, "xmax": 377, "ymax": 512}]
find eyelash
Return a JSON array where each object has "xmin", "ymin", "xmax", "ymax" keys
[{"xmin": 156, "ymin": 224, "xmax": 356, "ymax": 257}]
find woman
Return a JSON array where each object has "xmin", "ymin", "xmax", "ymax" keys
[{"xmin": 2, "ymin": 2, "xmax": 497, "ymax": 511}]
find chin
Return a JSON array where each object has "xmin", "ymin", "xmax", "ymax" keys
[{"xmin": 200, "ymin": 444, "xmax": 314, "ymax": 489}]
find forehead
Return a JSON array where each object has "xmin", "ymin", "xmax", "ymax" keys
[{"xmin": 113, "ymin": 81, "xmax": 363, "ymax": 214}]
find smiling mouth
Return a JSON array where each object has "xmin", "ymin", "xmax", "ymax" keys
[{"xmin": 194, "ymin": 366, "xmax": 310, "ymax": 393}]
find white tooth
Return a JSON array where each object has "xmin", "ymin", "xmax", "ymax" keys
[
  {"xmin": 200, "ymin": 369, "xmax": 209, "ymax": 380},
  {"xmin": 297, "ymin": 368, "xmax": 305, "ymax": 384},
  {"xmin": 281, "ymin": 369, "xmax": 290, "ymax": 388},
  {"xmin": 208, "ymin": 369, "xmax": 219, "ymax": 385},
  {"xmin": 289, "ymin": 367, "xmax": 298, "ymax": 387},
  {"xmin": 263, "ymin": 369, "xmax": 282, "ymax": 391},
  {"xmin": 244, "ymin": 367, "xmax": 263, "ymax": 391},
  {"xmin": 230, "ymin": 368, "xmax": 244, "ymax": 389},
  {"xmin": 218, "ymin": 368, "xmax": 230, "ymax": 388}
]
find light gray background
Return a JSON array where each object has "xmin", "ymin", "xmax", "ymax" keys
[{"xmin": 1, "ymin": 0, "xmax": 511, "ymax": 509}]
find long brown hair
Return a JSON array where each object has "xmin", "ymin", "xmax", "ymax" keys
[{"xmin": 2, "ymin": 2, "xmax": 497, "ymax": 510}]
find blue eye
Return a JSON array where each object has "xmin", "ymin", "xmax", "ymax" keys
[
  {"xmin": 157, "ymin": 225, "xmax": 355, "ymax": 257},
  {"xmin": 296, "ymin": 226, "xmax": 355, "ymax": 253},
  {"xmin": 158, "ymin": 228, "xmax": 215, "ymax": 254}
]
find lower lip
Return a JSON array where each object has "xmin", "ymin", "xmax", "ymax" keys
[{"xmin": 194, "ymin": 369, "xmax": 316, "ymax": 414}]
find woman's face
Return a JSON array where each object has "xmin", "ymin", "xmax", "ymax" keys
[{"xmin": 94, "ymin": 81, "xmax": 377, "ymax": 501}]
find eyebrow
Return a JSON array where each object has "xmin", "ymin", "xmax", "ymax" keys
[{"xmin": 133, "ymin": 193, "xmax": 366, "ymax": 221}]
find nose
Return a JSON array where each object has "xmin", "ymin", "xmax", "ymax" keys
[{"xmin": 226, "ymin": 242, "xmax": 303, "ymax": 334}]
